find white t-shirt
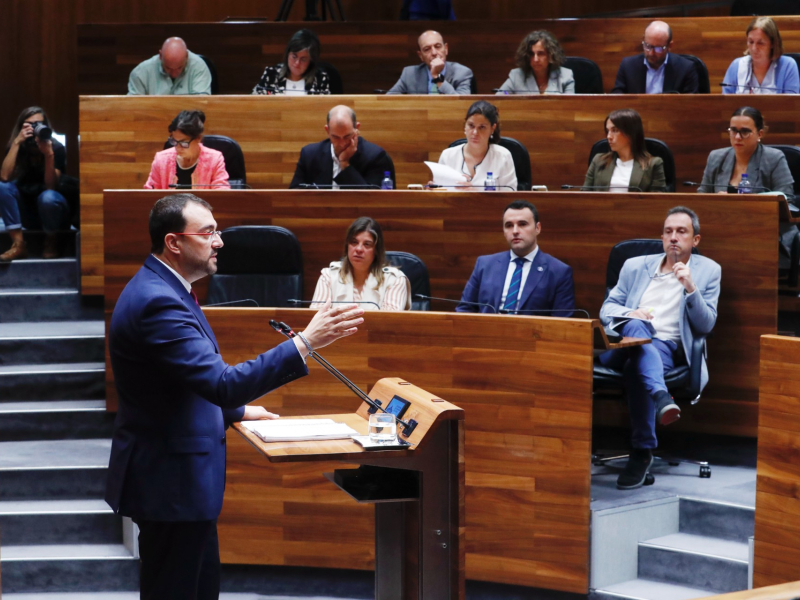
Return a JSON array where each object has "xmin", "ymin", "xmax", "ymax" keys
[
  {"xmin": 636, "ymin": 257, "xmax": 692, "ymax": 344},
  {"xmin": 284, "ymin": 79, "xmax": 307, "ymax": 95},
  {"xmin": 438, "ymin": 144, "xmax": 518, "ymax": 191},
  {"xmin": 609, "ymin": 158, "xmax": 634, "ymax": 192}
]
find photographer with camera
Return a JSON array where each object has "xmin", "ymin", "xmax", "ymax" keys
[{"xmin": 0, "ymin": 107, "xmax": 71, "ymax": 261}]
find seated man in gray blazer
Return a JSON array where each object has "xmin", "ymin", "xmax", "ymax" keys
[
  {"xmin": 387, "ymin": 30, "xmax": 473, "ymax": 95},
  {"xmin": 598, "ymin": 206, "xmax": 721, "ymax": 490}
]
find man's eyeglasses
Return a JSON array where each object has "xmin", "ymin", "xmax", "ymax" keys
[
  {"xmin": 728, "ymin": 127, "xmax": 754, "ymax": 139},
  {"xmin": 642, "ymin": 41, "xmax": 669, "ymax": 54},
  {"xmin": 167, "ymin": 136, "xmax": 195, "ymax": 149},
  {"xmin": 173, "ymin": 231, "xmax": 222, "ymax": 241}
]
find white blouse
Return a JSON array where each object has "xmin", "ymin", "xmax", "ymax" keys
[
  {"xmin": 310, "ymin": 262, "xmax": 410, "ymax": 311},
  {"xmin": 609, "ymin": 158, "xmax": 634, "ymax": 192},
  {"xmin": 438, "ymin": 143, "xmax": 518, "ymax": 191}
]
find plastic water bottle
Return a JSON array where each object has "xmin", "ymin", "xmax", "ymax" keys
[
  {"xmin": 737, "ymin": 173, "xmax": 751, "ymax": 194},
  {"xmin": 380, "ymin": 171, "xmax": 393, "ymax": 190},
  {"xmin": 485, "ymin": 172, "xmax": 497, "ymax": 191}
]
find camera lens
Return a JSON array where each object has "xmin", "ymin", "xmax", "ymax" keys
[{"xmin": 32, "ymin": 122, "xmax": 52, "ymax": 141}]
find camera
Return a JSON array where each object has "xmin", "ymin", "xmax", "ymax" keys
[{"xmin": 32, "ymin": 122, "xmax": 52, "ymax": 141}]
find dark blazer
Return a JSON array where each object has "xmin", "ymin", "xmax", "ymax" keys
[
  {"xmin": 456, "ymin": 250, "xmax": 576, "ymax": 316},
  {"xmin": 289, "ymin": 137, "xmax": 394, "ymax": 189},
  {"xmin": 611, "ymin": 54, "xmax": 699, "ymax": 94},
  {"xmin": 583, "ymin": 154, "xmax": 666, "ymax": 192},
  {"xmin": 698, "ymin": 144, "xmax": 794, "ymax": 195},
  {"xmin": 386, "ymin": 61, "xmax": 473, "ymax": 95},
  {"xmin": 105, "ymin": 255, "xmax": 307, "ymax": 521}
]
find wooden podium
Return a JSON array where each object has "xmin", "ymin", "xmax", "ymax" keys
[{"xmin": 233, "ymin": 377, "xmax": 465, "ymax": 600}]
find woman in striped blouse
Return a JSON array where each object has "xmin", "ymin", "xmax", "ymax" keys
[{"xmin": 311, "ymin": 217, "xmax": 410, "ymax": 311}]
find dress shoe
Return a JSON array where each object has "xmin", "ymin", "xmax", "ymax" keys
[
  {"xmin": 0, "ymin": 240, "xmax": 28, "ymax": 262},
  {"xmin": 42, "ymin": 233, "xmax": 59, "ymax": 259},
  {"xmin": 654, "ymin": 390, "xmax": 680, "ymax": 426},
  {"xmin": 617, "ymin": 448, "xmax": 654, "ymax": 490}
]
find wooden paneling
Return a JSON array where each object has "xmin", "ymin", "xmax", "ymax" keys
[
  {"xmin": 81, "ymin": 93, "xmax": 800, "ymax": 294},
  {"xmin": 754, "ymin": 335, "xmax": 800, "ymax": 588},
  {"xmin": 103, "ymin": 190, "xmax": 778, "ymax": 437},
  {"xmin": 205, "ymin": 309, "xmax": 595, "ymax": 592},
  {"xmin": 77, "ymin": 18, "xmax": 800, "ymax": 96},
  {"xmin": 700, "ymin": 580, "xmax": 800, "ymax": 599}
]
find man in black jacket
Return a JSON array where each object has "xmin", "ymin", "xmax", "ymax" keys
[
  {"xmin": 611, "ymin": 21, "xmax": 699, "ymax": 94},
  {"xmin": 289, "ymin": 105, "xmax": 395, "ymax": 189}
]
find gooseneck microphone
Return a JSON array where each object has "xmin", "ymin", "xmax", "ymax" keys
[
  {"xmin": 203, "ymin": 299, "xmax": 259, "ymax": 307},
  {"xmin": 268, "ymin": 319, "xmax": 414, "ymax": 431},
  {"xmin": 288, "ymin": 299, "xmax": 381, "ymax": 310},
  {"xmin": 298, "ymin": 183, "xmax": 381, "ymax": 189},
  {"xmin": 719, "ymin": 82, "xmax": 795, "ymax": 93},
  {"xmin": 426, "ymin": 183, "xmax": 517, "ymax": 191},
  {"xmin": 167, "ymin": 183, "xmax": 252, "ymax": 189},
  {"xmin": 682, "ymin": 181, "xmax": 775, "ymax": 193},
  {"xmin": 561, "ymin": 184, "xmax": 644, "ymax": 192},
  {"xmin": 500, "ymin": 308, "xmax": 592, "ymax": 318},
  {"xmin": 414, "ymin": 294, "xmax": 497, "ymax": 314}
]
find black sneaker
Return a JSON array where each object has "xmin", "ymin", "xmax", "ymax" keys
[
  {"xmin": 654, "ymin": 390, "xmax": 681, "ymax": 426},
  {"xmin": 617, "ymin": 449, "xmax": 654, "ymax": 490}
]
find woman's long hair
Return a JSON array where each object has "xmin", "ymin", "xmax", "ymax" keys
[
  {"xmin": 598, "ymin": 108, "xmax": 652, "ymax": 170},
  {"xmin": 339, "ymin": 217, "xmax": 387, "ymax": 288},
  {"xmin": 7, "ymin": 106, "xmax": 49, "ymax": 151},
  {"xmin": 278, "ymin": 29, "xmax": 321, "ymax": 85}
]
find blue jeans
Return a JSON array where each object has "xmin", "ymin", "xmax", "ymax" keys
[
  {"xmin": 599, "ymin": 319, "xmax": 681, "ymax": 450},
  {"xmin": 0, "ymin": 180, "xmax": 70, "ymax": 232}
]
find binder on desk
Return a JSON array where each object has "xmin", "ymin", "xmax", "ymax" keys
[{"xmin": 241, "ymin": 418, "xmax": 359, "ymax": 443}]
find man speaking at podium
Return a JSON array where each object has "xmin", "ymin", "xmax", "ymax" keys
[
  {"xmin": 105, "ymin": 193, "xmax": 364, "ymax": 599},
  {"xmin": 456, "ymin": 200, "xmax": 575, "ymax": 315}
]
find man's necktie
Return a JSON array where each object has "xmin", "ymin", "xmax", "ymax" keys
[
  {"xmin": 503, "ymin": 258, "xmax": 525, "ymax": 312},
  {"xmin": 190, "ymin": 289, "xmax": 200, "ymax": 306}
]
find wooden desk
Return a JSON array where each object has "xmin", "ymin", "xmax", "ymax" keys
[
  {"xmin": 754, "ymin": 335, "xmax": 800, "ymax": 589},
  {"xmin": 76, "ymin": 18, "xmax": 800, "ymax": 96},
  {"xmin": 700, "ymin": 580, "xmax": 800, "ymax": 599},
  {"xmin": 207, "ymin": 309, "xmax": 595, "ymax": 593},
  {"xmin": 80, "ymin": 93, "xmax": 800, "ymax": 294},
  {"xmin": 103, "ymin": 190, "xmax": 776, "ymax": 436}
]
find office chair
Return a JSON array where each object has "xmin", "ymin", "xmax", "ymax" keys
[
  {"xmin": 588, "ymin": 138, "xmax": 677, "ymax": 192},
  {"xmin": 447, "ymin": 136, "xmax": 531, "ymax": 191},
  {"xmin": 563, "ymin": 57, "xmax": 604, "ymax": 94},
  {"xmin": 676, "ymin": 54, "xmax": 711, "ymax": 94},
  {"xmin": 385, "ymin": 251, "xmax": 431, "ymax": 310}
]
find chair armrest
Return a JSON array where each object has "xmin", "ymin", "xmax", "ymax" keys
[{"xmin": 687, "ymin": 335, "xmax": 706, "ymax": 401}]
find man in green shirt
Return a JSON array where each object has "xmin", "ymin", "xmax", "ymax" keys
[{"xmin": 128, "ymin": 37, "xmax": 212, "ymax": 95}]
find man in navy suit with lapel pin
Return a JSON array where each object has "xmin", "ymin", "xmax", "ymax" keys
[
  {"xmin": 456, "ymin": 200, "xmax": 575, "ymax": 316},
  {"xmin": 105, "ymin": 193, "xmax": 364, "ymax": 599}
]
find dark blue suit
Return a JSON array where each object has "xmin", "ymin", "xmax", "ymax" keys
[
  {"xmin": 289, "ymin": 137, "xmax": 395, "ymax": 189},
  {"xmin": 106, "ymin": 255, "xmax": 308, "ymax": 521},
  {"xmin": 456, "ymin": 250, "xmax": 575, "ymax": 315}
]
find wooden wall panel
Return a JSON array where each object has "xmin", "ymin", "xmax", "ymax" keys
[
  {"xmin": 701, "ymin": 580, "xmax": 800, "ymax": 599},
  {"xmin": 754, "ymin": 335, "xmax": 800, "ymax": 588},
  {"xmin": 209, "ymin": 309, "xmax": 595, "ymax": 592},
  {"xmin": 82, "ymin": 93, "xmax": 800, "ymax": 294},
  {"xmin": 103, "ymin": 190, "xmax": 778, "ymax": 437},
  {"xmin": 77, "ymin": 18, "xmax": 800, "ymax": 97}
]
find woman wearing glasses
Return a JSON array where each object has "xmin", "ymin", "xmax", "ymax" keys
[
  {"xmin": 583, "ymin": 109, "xmax": 666, "ymax": 192},
  {"xmin": 697, "ymin": 106, "xmax": 793, "ymax": 194},
  {"xmin": 436, "ymin": 100, "xmax": 517, "ymax": 191},
  {"xmin": 496, "ymin": 30, "xmax": 574, "ymax": 95},
  {"xmin": 144, "ymin": 110, "xmax": 230, "ymax": 190},
  {"xmin": 252, "ymin": 29, "xmax": 331, "ymax": 95},
  {"xmin": 311, "ymin": 217, "xmax": 410, "ymax": 312},
  {"xmin": 721, "ymin": 17, "xmax": 799, "ymax": 94}
]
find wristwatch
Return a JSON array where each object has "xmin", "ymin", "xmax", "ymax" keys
[{"xmin": 431, "ymin": 73, "xmax": 445, "ymax": 84}]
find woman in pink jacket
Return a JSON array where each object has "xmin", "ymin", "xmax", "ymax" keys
[{"xmin": 144, "ymin": 110, "xmax": 230, "ymax": 190}]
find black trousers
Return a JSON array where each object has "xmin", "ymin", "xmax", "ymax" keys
[{"xmin": 134, "ymin": 518, "xmax": 220, "ymax": 600}]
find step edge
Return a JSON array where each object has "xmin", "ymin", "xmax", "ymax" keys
[
  {"xmin": 679, "ymin": 495, "xmax": 756, "ymax": 512},
  {"xmin": 639, "ymin": 541, "xmax": 749, "ymax": 564}
]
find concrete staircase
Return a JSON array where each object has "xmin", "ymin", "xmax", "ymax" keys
[
  {"xmin": 0, "ymin": 251, "xmax": 139, "ymax": 594},
  {"xmin": 591, "ymin": 497, "xmax": 754, "ymax": 600}
]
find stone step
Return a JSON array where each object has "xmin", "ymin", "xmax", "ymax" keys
[
  {"xmin": 0, "ymin": 499, "xmax": 121, "ymax": 546},
  {"xmin": 0, "ymin": 289, "xmax": 102, "ymax": 322},
  {"xmin": 0, "ymin": 258, "xmax": 77, "ymax": 289},
  {"xmin": 638, "ymin": 532, "xmax": 749, "ymax": 593},
  {"xmin": 0, "ymin": 362, "xmax": 105, "ymax": 400},
  {"xmin": 0, "ymin": 544, "xmax": 138, "ymax": 593},
  {"xmin": 0, "ymin": 321, "xmax": 104, "ymax": 366},
  {"xmin": 679, "ymin": 497, "xmax": 755, "ymax": 543},
  {"xmin": 591, "ymin": 578, "xmax": 717, "ymax": 600},
  {"xmin": 0, "ymin": 400, "xmax": 114, "ymax": 441}
]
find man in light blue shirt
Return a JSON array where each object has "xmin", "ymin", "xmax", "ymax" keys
[{"xmin": 128, "ymin": 37, "xmax": 212, "ymax": 96}]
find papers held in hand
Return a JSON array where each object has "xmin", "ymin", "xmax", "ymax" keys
[
  {"xmin": 608, "ymin": 315, "xmax": 656, "ymax": 336},
  {"xmin": 424, "ymin": 161, "xmax": 467, "ymax": 187},
  {"xmin": 242, "ymin": 418, "xmax": 359, "ymax": 443}
]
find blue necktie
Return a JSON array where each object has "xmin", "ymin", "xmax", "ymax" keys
[{"xmin": 503, "ymin": 258, "xmax": 525, "ymax": 312}]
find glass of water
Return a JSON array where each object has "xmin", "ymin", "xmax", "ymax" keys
[{"xmin": 369, "ymin": 413, "xmax": 397, "ymax": 444}]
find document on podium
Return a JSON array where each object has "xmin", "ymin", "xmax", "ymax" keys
[
  {"xmin": 241, "ymin": 418, "xmax": 359, "ymax": 443},
  {"xmin": 424, "ymin": 161, "xmax": 469, "ymax": 187}
]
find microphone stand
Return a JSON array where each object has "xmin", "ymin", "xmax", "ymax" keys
[
  {"xmin": 269, "ymin": 319, "xmax": 417, "ymax": 435},
  {"xmin": 414, "ymin": 293, "xmax": 497, "ymax": 313}
]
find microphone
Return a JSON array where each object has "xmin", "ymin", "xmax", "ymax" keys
[
  {"xmin": 719, "ymin": 82, "xmax": 795, "ymax": 93},
  {"xmin": 297, "ymin": 183, "xmax": 381, "ymax": 190},
  {"xmin": 268, "ymin": 319, "xmax": 416, "ymax": 433},
  {"xmin": 288, "ymin": 299, "xmax": 382, "ymax": 310},
  {"xmin": 414, "ymin": 294, "xmax": 497, "ymax": 314},
  {"xmin": 202, "ymin": 299, "xmax": 259, "ymax": 307},
  {"xmin": 492, "ymin": 88, "xmax": 565, "ymax": 95},
  {"xmin": 683, "ymin": 181, "xmax": 776, "ymax": 193},
  {"xmin": 167, "ymin": 183, "xmax": 251, "ymax": 189},
  {"xmin": 426, "ymin": 184, "xmax": 517, "ymax": 191},
  {"xmin": 499, "ymin": 308, "xmax": 591, "ymax": 318},
  {"xmin": 561, "ymin": 184, "xmax": 644, "ymax": 192}
]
